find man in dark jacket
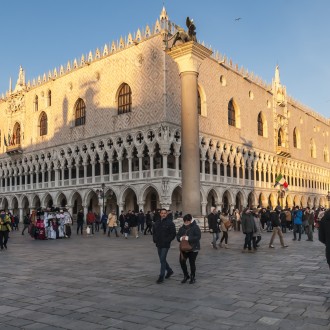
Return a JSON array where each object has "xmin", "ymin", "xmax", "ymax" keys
[
  {"xmin": 269, "ymin": 206, "xmax": 288, "ymax": 248},
  {"xmin": 241, "ymin": 207, "xmax": 257, "ymax": 252},
  {"xmin": 77, "ymin": 209, "xmax": 84, "ymax": 235},
  {"xmin": 319, "ymin": 210, "xmax": 330, "ymax": 269},
  {"xmin": 153, "ymin": 208, "xmax": 176, "ymax": 284},
  {"xmin": 207, "ymin": 207, "xmax": 219, "ymax": 249}
]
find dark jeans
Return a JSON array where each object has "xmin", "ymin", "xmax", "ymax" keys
[
  {"xmin": 281, "ymin": 224, "xmax": 286, "ymax": 233},
  {"xmin": 293, "ymin": 224, "xmax": 302, "ymax": 240},
  {"xmin": 101, "ymin": 222, "xmax": 107, "ymax": 234},
  {"xmin": 144, "ymin": 224, "xmax": 153, "ymax": 235},
  {"xmin": 22, "ymin": 224, "xmax": 29, "ymax": 235},
  {"xmin": 220, "ymin": 231, "xmax": 228, "ymax": 244},
  {"xmin": 157, "ymin": 247, "xmax": 172, "ymax": 279},
  {"xmin": 77, "ymin": 223, "xmax": 83, "ymax": 234},
  {"xmin": 107, "ymin": 227, "xmax": 118, "ymax": 236},
  {"xmin": 0, "ymin": 230, "xmax": 9, "ymax": 249},
  {"xmin": 95, "ymin": 222, "xmax": 100, "ymax": 232},
  {"xmin": 180, "ymin": 251, "xmax": 198, "ymax": 276},
  {"xmin": 253, "ymin": 235, "xmax": 261, "ymax": 248},
  {"xmin": 244, "ymin": 232, "xmax": 253, "ymax": 250}
]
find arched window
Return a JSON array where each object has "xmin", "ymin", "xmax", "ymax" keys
[
  {"xmin": 257, "ymin": 112, "xmax": 263, "ymax": 136},
  {"xmin": 13, "ymin": 123, "xmax": 21, "ymax": 145},
  {"xmin": 228, "ymin": 99, "xmax": 236, "ymax": 126},
  {"xmin": 47, "ymin": 90, "xmax": 51, "ymax": 107},
  {"xmin": 278, "ymin": 128, "xmax": 283, "ymax": 146},
  {"xmin": 324, "ymin": 147, "xmax": 329, "ymax": 162},
  {"xmin": 118, "ymin": 83, "xmax": 132, "ymax": 114},
  {"xmin": 74, "ymin": 98, "xmax": 86, "ymax": 126},
  {"xmin": 34, "ymin": 95, "xmax": 38, "ymax": 111},
  {"xmin": 293, "ymin": 128, "xmax": 297, "ymax": 148},
  {"xmin": 197, "ymin": 90, "xmax": 201, "ymax": 115},
  {"xmin": 39, "ymin": 112, "xmax": 48, "ymax": 136},
  {"xmin": 310, "ymin": 138, "xmax": 316, "ymax": 158}
]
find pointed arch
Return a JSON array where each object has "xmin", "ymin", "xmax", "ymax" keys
[
  {"xmin": 117, "ymin": 83, "xmax": 132, "ymax": 114},
  {"xmin": 228, "ymin": 98, "xmax": 240, "ymax": 128},
  {"xmin": 74, "ymin": 98, "xmax": 86, "ymax": 126},
  {"xmin": 197, "ymin": 84, "xmax": 207, "ymax": 117},
  {"xmin": 39, "ymin": 111, "xmax": 48, "ymax": 136},
  {"xmin": 257, "ymin": 112, "xmax": 268, "ymax": 137},
  {"xmin": 310, "ymin": 138, "xmax": 316, "ymax": 158},
  {"xmin": 293, "ymin": 127, "xmax": 301, "ymax": 149}
]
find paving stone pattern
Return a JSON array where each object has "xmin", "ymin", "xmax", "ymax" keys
[{"xmin": 0, "ymin": 228, "xmax": 330, "ymax": 329}]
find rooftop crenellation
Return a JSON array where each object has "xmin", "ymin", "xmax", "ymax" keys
[{"xmin": 0, "ymin": 8, "xmax": 328, "ymax": 125}]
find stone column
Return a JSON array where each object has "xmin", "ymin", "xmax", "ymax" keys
[
  {"xmin": 201, "ymin": 157, "xmax": 205, "ymax": 181},
  {"xmin": 162, "ymin": 153, "xmax": 168, "ymax": 177},
  {"xmin": 41, "ymin": 170, "xmax": 45, "ymax": 189},
  {"xmin": 67, "ymin": 166, "xmax": 72, "ymax": 186},
  {"xmin": 149, "ymin": 153, "xmax": 154, "ymax": 178},
  {"xmin": 99, "ymin": 160, "xmax": 104, "ymax": 182},
  {"xmin": 174, "ymin": 153, "xmax": 180, "ymax": 178},
  {"xmin": 128, "ymin": 156, "xmax": 132, "ymax": 180},
  {"xmin": 167, "ymin": 42, "xmax": 212, "ymax": 215}
]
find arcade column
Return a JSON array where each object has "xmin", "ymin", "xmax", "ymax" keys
[{"xmin": 166, "ymin": 41, "xmax": 212, "ymax": 216}]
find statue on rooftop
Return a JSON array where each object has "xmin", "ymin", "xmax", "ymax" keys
[{"xmin": 168, "ymin": 16, "xmax": 197, "ymax": 48}]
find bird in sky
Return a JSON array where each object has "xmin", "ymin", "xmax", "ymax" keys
[{"xmin": 235, "ymin": 17, "xmax": 242, "ymax": 21}]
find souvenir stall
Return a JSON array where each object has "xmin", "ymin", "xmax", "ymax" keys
[{"xmin": 29, "ymin": 208, "xmax": 72, "ymax": 240}]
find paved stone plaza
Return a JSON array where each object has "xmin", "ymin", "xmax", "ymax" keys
[{"xmin": 0, "ymin": 227, "xmax": 330, "ymax": 330}]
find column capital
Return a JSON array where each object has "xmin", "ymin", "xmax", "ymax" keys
[{"xmin": 166, "ymin": 41, "xmax": 212, "ymax": 73}]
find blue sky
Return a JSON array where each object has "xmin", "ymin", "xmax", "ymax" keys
[{"xmin": 0, "ymin": 0, "xmax": 329, "ymax": 119}]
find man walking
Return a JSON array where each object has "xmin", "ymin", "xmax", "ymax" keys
[
  {"xmin": 76, "ymin": 209, "xmax": 84, "ymax": 235},
  {"xmin": 153, "ymin": 208, "xmax": 176, "ymax": 284},
  {"xmin": 208, "ymin": 207, "xmax": 219, "ymax": 249},
  {"xmin": 293, "ymin": 206, "xmax": 303, "ymax": 241},
  {"xmin": 269, "ymin": 206, "xmax": 288, "ymax": 248},
  {"xmin": 319, "ymin": 210, "xmax": 330, "ymax": 269}
]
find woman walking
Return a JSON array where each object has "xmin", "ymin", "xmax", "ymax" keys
[
  {"xmin": 176, "ymin": 214, "xmax": 201, "ymax": 284},
  {"xmin": 219, "ymin": 211, "xmax": 230, "ymax": 248},
  {"xmin": 0, "ymin": 210, "xmax": 11, "ymax": 251}
]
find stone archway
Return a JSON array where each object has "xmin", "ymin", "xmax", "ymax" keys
[
  {"xmin": 122, "ymin": 188, "xmax": 138, "ymax": 212},
  {"xmin": 71, "ymin": 191, "xmax": 83, "ymax": 220},
  {"xmin": 294, "ymin": 195, "xmax": 301, "ymax": 207},
  {"xmin": 44, "ymin": 194, "xmax": 53, "ymax": 208},
  {"xmin": 21, "ymin": 196, "xmax": 30, "ymax": 216},
  {"xmin": 247, "ymin": 191, "xmax": 257, "ymax": 208},
  {"xmin": 258, "ymin": 192, "xmax": 268, "ymax": 208},
  {"xmin": 2, "ymin": 197, "xmax": 9, "ymax": 211},
  {"xmin": 143, "ymin": 186, "xmax": 160, "ymax": 212},
  {"xmin": 32, "ymin": 195, "xmax": 41, "ymax": 209},
  {"xmin": 56, "ymin": 192, "xmax": 67, "ymax": 208},
  {"xmin": 235, "ymin": 191, "xmax": 244, "ymax": 211},
  {"xmin": 222, "ymin": 190, "xmax": 232, "ymax": 212},
  {"xmin": 206, "ymin": 189, "xmax": 218, "ymax": 214},
  {"xmin": 104, "ymin": 189, "xmax": 118, "ymax": 215},
  {"xmin": 268, "ymin": 193, "xmax": 277, "ymax": 209},
  {"xmin": 286, "ymin": 195, "xmax": 293, "ymax": 209},
  {"xmin": 11, "ymin": 196, "xmax": 19, "ymax": 216},
  {"xmin": 85, "ymin": 190, "xmax": 99, "ymax": 213}
]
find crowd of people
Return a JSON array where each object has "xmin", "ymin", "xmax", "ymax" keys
[
  {"xmin": 207, "ymin": 205, "xmax": 328, "ymax": 252},
  {"xmin": 2, "ymin": 204, "xmax": 330, "ymax": 284}
]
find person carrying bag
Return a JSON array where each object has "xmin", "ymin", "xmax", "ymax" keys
[{"xmin": 176, "ymin": 214, "xmax": 201, "ymax": 284}]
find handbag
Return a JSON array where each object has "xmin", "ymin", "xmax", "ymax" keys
[{"xmin": 179, "ymin": 229, "xmax": 192, "ymax": 252}]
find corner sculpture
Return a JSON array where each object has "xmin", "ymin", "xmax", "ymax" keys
[{"xmin": 168, "ymin": 17, "xmax": 197, "ymax": 48}]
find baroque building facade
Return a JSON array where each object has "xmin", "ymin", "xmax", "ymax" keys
[{"xmin": 0, "ymin": 8, "xmax": 329, "ymax": 220}]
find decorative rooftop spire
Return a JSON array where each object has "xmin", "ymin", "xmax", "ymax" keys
[
  {"xmin": 160, "ymin": 6, "xmax": 168, "ymax": 21},
  {"xmin": 14, "ymin": 65, "xmax": 26, "ymax": 92},
  {"xmin": 274, "ymin": 65, "xmax": 280, "ymax": 85}
]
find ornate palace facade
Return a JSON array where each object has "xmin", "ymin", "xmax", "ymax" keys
[{"xmin": 0, "ymin": 8, "xmax": 329, "ymax": 220}]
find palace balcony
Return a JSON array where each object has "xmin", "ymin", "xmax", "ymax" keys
[{"xmin": 6, "ymin": 144, "xmax": 23, "ymax": 155}]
